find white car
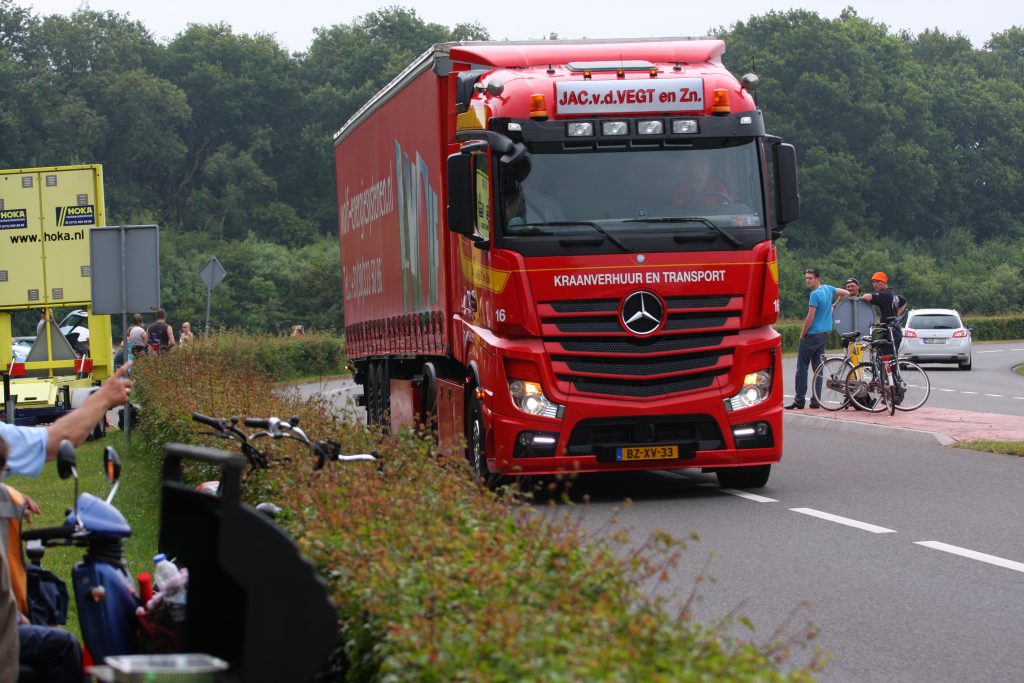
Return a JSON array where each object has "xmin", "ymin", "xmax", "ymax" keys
[{"xmin": 900, "ymin": 308, "xmax": 973, "ymax": 370}]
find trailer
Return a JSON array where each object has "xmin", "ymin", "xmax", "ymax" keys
[{"xmin": 1, "ymin": 164, "xmax": 113, "ymax": 432}]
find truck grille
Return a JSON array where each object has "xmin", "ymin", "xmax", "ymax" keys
[{"xmin": 542, "ymin": 296, "xmax": 740, "ymax": 399}]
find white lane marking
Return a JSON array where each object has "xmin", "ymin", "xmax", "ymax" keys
[
  {"xmin": 936, "ymin": 388, "xmax": 956, "ymax": 392},
  {"xmin": 790, "ymin": 507, "xmax": 897, "ymax": 533},
  {"xmin": 915, "ymin": 541, "xmax": 1024, "ymax": 574},
  {"xmin": 659, "ymin": 471, "xmax": 690, "ymax": 480},
  {"xmin": 984, "ymin": 394, "xmax": 1004, "ymax": 397},
  {"xmin": 698, "ymin": 484, "xmax": 777, "ymax": 502},
  {"xmin": 960, "ymin": 391, "xmax": 979, "ymax": 395},
  {"xmin": 977, "ymin": 349, "xmax": 1024, "ymax": 353}
]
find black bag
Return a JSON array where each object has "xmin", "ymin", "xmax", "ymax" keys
[{"xmin": 26, "ymin": 564, "xmax": 70, "ymax": 626}]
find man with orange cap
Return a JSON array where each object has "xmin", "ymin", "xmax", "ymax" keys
[{"xmin": 862, "ymin": 271, "xmax": 908, "ymax": 355}]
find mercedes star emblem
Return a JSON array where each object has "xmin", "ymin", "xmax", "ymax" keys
[{"xmin": 620, "ymin": 291, "xmax": 664, "ymax": 336}]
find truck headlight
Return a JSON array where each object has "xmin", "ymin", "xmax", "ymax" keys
[
  {"xmin": 508, "ymin": 379, "xmax": 563, "ymax": 418},
  {"xmin": 724, "ymin": 370, "xmax": 771, "ymax": 411}
]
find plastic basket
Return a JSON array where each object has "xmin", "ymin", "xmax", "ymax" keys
[{"xmin": 104, "ymin": 654, "xmax": 229, "ymax": 683}]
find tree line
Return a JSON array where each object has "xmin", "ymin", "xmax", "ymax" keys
[{"xmin": 1, "ymin": 2, "xmax": 1021, "ymax": 329}]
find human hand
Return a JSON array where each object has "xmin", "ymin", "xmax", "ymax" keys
[
  {"xmin": 22, "ymin": 494, "xmax": 41, "ymax": 523},
  {"xmin": 95, "ymin": 361, "xmax": 134, "ymax": 409}
]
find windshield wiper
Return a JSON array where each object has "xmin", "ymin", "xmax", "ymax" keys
[
  {"xmin": 624, "ymin": 216, "xmax": 742, "ymax": 248},
  {"xmin": 530, "ymin": 221, "xmax": 629, "ymax": 252}
]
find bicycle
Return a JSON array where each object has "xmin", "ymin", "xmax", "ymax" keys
[
  {"xmin": 844, "ymin": 322, "xmax": 931, "ymax": 414},
  {"xmin": 191, "ymin": 413, "xmax": 377, "ymax": 495},
  {"xmin": 811, "ymin": 331, "xmax": 868, "ymax": 411}
]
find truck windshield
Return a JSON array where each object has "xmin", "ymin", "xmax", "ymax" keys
[{"xmin": 500, "ymin": 141, "xmax": 764, "ymax": 242}]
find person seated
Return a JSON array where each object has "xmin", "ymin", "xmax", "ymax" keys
[{"xmin": 672, "ymin": 156, "xmax": 733, "ymax": 207}]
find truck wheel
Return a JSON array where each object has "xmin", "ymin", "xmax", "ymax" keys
[
  {"xmin": 468, "ymin": 392, "xmax": 493, "ymax": 483},
  {"xmin": 376, "ymin": 363, "xmax": 390, "ymax": 434},
  {"xmin": 364, "ymin": 362, "xmax": 378, "ymax": 425},
  {"xmin": 419, "ymin": 366, "xmax": 438, "ymax": 442},
  {"xmin": 87, "ymin": 417, "xmax": 107, "ymax": 441},
  {"xmin": 716, "ymin": 465, "xmax": 771, "ymax": 489}
]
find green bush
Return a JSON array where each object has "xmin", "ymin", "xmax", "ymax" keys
[
  {"xmin": 190, "ymin": 331, "xmax": 346, "ymax": 381},
  {"xmin": 134, "ymin": 338, "xmax": 824, "ymax": 682}
]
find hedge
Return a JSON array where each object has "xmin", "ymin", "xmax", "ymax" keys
[
  {"xmin": 775, "ymin": 313, "xmax": 1024, "ymax": 354},
  {"xmin": 132, "ymin": 336, "xmax": 824, "ymax": 681}
]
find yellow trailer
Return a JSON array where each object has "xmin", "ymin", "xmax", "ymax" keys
[{"xmin": 1, "ymin": 164, "xmax": 113, "ymax": 430}]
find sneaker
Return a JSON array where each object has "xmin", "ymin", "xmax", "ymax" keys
[{"xmin": 784, "ymin": 402, "xmax": 804, "ymax": 410}]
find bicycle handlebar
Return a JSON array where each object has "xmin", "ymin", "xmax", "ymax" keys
[
  {"xmin": 192, "ymin": 412, "xmax": 224, "ymax": 429},
  {"xmin": 193, "ymin": 413, "xmax": 376, "ymax": 471}
]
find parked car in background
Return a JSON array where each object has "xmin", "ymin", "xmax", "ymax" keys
[
  {"xmin": 901, "ymin": 308, "xmax": 973, "ymax": 370},
  {"xmin": 11, "ymin": 336, "xmax": 33, "ymax": 362}
]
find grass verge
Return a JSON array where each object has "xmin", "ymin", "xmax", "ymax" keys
[
  {"xmin": 956, "ymin": 440, "xmax": 1024, "ymax": 457},
  {"xmin": 8, "ymin": 431, "xmax": 162, "ymax": 638}
]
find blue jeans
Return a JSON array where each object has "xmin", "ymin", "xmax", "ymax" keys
[
  {"xmin": 794, "ymin": 334, "xmax": 827, "ymax": 406},
  {"xmin": 19, "ymin": 624, "xmax": 82, "ymax": 683}
]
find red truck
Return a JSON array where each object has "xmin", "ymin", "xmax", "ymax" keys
[{"xmin": 334, "ymin": 39, "xmax": 799, "ymax": 488}]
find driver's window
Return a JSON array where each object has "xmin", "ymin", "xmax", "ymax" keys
[{"xmin": 473, "ymin": 153, "xmax": 490, "ymax": 240}]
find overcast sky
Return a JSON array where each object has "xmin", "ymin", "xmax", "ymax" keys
[{"xmin": 28, "ymin": 1, "xmax": 1020, "ymax": 53}]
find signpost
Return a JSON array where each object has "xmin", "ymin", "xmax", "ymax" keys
[
  {"xmin": 198, "ymin": 256, "xmax": 226, "ymax": 335},
  {"xmin": 90, "ymin": 225, "xmax": 161, "ymax": 443}
]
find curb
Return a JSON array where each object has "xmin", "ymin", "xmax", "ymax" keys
[{"xmin": 784, "ymin": 412, "xmax": 957, "ymax": 447}]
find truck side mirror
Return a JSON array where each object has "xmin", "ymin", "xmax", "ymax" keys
[
  {"xmin": 446, "ymin": 153, "xmax": 476, "ymax": 237},
  {"xmin": 772, "ymin": 142, "xmax": 800, "ymax": 227}
]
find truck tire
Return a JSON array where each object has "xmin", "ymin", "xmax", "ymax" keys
[
  {"xmin": 376, "ymin": 363, "xmax": 390, "ymax": 434},
  {"xmin": 419, "ymin": 364, "xmax": 438, "ymax": 442},
  {"xmin": 365, "ymin": 361, "xmax": 381, "ymax": 426},
  {"xmin": 716, "ymin": 465, "xmax": 771, "ymax": 489},
  {"xmin": 87, "ymin": 417, "xmax": 106, "ymax": 441},
  {"xmin": 467, "ymin": 392, "xmax": 498, "ymax": 484}
]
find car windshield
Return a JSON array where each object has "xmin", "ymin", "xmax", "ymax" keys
[
  {"xmin": 500, "ymin": 141, "xmax": 764, "ymax": 242},
  {"xmin": 909, "ymin": 314, "xmax": 962, "ymax": 330}
]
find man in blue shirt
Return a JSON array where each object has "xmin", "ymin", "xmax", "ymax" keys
[{"xmin": 786, "ymin": 268, "xmax": 850, "ymax": 409}]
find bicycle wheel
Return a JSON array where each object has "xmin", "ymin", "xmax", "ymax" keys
[
  {"xmin": 885, "ymin": 371, "xmax": 896, "ymax": 415},
  {"xmin": 846, "ymin": 362, "xmax": 887, "ymax": 413},
  {"xmin": 812, "ymin": 358, "xmax": 852, "ymax": 411},
  {"xmin": 893, "ymin": 360, "xmax": 931, "ymax": 412}
]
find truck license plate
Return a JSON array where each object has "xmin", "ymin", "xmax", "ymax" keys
[{"xmin": 616, "ymin": 445, "xmax": 679, "ymax": 461}]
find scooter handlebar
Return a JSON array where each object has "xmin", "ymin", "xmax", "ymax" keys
[{"xmin": 22, "ymin": 526, "xmax": 75, "ymax": 542}]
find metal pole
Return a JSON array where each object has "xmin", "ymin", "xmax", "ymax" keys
[
  {"xmin": 3, "ymin": 373, "xmax": 14, "ymax": 424},
  {"xmin": 205, "ymin": 286, "xmax": 212, "ymax": 336},
  {"xmin": 121, "ymin": 227, "xmax": 131, "ymax": 444}
]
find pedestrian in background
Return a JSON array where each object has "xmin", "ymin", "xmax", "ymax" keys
[
  {"xmin": 862, "ymin": 271, "xmax": 908, "ymax": 354},
  {"xmin": 147, "ymin": 309, "xmax": 177, "ymax": 354},
  {"xmin": 845, "ymin": 277, "xmax": 862, "ymax": 297},
  {"xmin": 786, "ymin": 268, "xmax": 851, "ymax": 410},
  {"xmin": 178, "ymin": 322, "xmax": 194, "ymax": 346},
  {"xmin": 126, "ymin": 314, "xmax": 148, "ymax": 357}
]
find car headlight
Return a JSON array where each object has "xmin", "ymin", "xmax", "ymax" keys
[
  {"xmin": 724, "ymin": 370, "xmax": 772, "ymax": 411},
  {"xmin": 508, "ymin": 379, "xmax": 563, "ymax": 418}
]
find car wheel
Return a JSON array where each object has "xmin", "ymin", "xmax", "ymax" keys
[{"xmin": 959, "ymin": 357, "xmax": 971, "ymax": 371}]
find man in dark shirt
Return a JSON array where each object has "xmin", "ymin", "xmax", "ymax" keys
[
  {"xmin": 862, "ymin": 271, "xmax": 908, "ymax": 354},
  {"xmin": 146, "ymin": 308, "xmax": 177, "ymax": 353}
]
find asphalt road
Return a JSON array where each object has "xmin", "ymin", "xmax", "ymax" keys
[
  {"xmin": 783, "ymin": 340, "xmax": 1024, "ymax": 417},
  {"xmin": 541, "ymin": 425, "xmax": 1024, "ymax": 682}
]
